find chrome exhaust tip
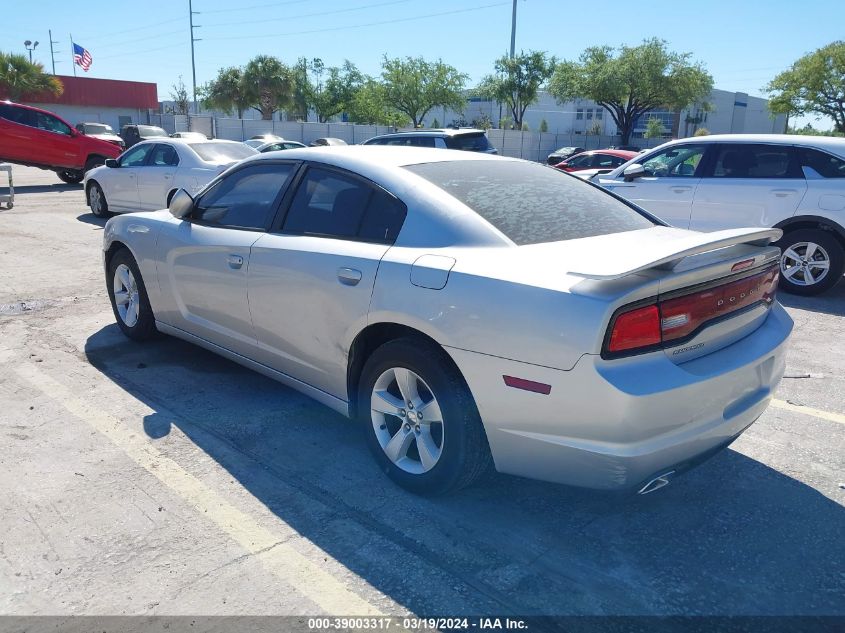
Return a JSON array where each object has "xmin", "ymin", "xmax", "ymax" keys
[{"xmin": 638, "ymin": 471, "xmax": 675, "ymax": 495}]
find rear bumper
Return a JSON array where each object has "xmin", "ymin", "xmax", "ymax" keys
[{"xmin": 446, "ymin": 303, "xmax": 793, "ymax": 490}]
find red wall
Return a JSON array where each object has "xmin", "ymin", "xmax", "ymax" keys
[{"xmin": 7, "ymin": 76, "xmax": 158, "ymax": 109}]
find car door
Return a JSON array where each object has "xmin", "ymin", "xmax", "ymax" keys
[
  {"xmin": 106, "ymin": 144, "xmax": 151, "ymax": 210},
  {"xmin": 136, "ymin": 143, "xmax": 180, "ymax": 210},
  {"xmin": 155, "ymin": 161, "xmax": 296, "ymax": 356},
  {"xmin": 0, "ymin": 104, "xmax": 37, "ymax": 163},
  {"xmin": 689, "ymin": 143, "xmax": 807, "ymax": 232},
  {"xmin": 602, "ymin": 143, "xmax": 709, "ymax": 228},
  {"xmin": 248, "ymin": 165, "xmax": 407, "ymax": 399}
]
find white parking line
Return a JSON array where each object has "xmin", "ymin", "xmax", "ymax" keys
[
  {"xmin": 14, "ymin": 361, "xmax": 383, "ymax": 616},
  {"xmin": 771, "ymin": 398, "xmax": 845, "ymax": 426}
]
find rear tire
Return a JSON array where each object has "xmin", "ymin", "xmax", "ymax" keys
[
  {"xmin": 88, "ymin": 182, "xmax": 110, "ymax": 218},
  {"xmin": 776, "ymin": 229, "xmax": 844, "ymax": 296},
  {"xmin": 57, "ymin": 169, "xmax": 83, "ymax": 184},
  {"xmin": 358, "ymin": 338, "xmax": 493, "ymax": 495},
  {"xmin": 106, "ymin": 248, "xmax": 157, "ymax": 341}
]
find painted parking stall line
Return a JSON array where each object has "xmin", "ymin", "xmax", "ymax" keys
[
  {"xmin": 13, "ymin": 361, "xmax": 383, "ymax": 616},
  {"xmin": 770, "ymin": 398, "xmax": 845, "ymax": 426}
]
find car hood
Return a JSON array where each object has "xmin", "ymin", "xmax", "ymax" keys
[{"xmin": 87, "ymin": 133, "xmax": 123, "ymax": 143}]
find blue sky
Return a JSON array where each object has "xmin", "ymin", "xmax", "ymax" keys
[{"xmin": 3, "ymin": 0, "xmax": 843, "ymax": 127}]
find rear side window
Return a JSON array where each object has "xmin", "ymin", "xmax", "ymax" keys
[
  {"xmin": 444, "ymin": 133, "xmax": 491, "ymax": 152},
  {"xmin": 189, "ymin": 142, "xmax": 256, "ymax": 162},
  {"xmin": 195, "ymin": 163, "xmax": 294, "ymax": 230},
  {"xmin": 798, "ymin": 148, "xmax": 845, "ymax": 178},
  {"xmin": 282, "ymin": 167, "xmax": 406, "ymax": 243},
  {"xmin": 711, "ymin": 144, "xmax": 801, "ymax": 178},
  {"xmin": 150, "ymin": 144, "xmax": 179, "ymax": 166},
  {"xmin": 406, "ymin": 160, "xmax": 655, "ymax": 245}
]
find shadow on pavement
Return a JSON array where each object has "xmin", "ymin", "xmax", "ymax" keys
[
  {"xmin": 76, "ymin": 212, "xmax": 108, "ymax": 228},
  {"xmin": 6, "ymin": 183, "xmax": 82, "ymax": 194},
  {"xmin": 84, "ymin": 325, "xmax": 844, "ymax": 617},
  {"xmin": 778, "ymin": 279, "xmax": 845, "ymax": 317}
]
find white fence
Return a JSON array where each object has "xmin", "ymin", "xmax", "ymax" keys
[{"xmin": 147, "ymin": 114, "xmax": 667, "ymax": 162}]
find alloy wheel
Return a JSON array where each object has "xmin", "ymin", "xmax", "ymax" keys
[
  {"xmin": 370, "ymin": 367, "xmax": 444, "ymax": 475},
  {"xmin": 780, "ymin": 241, "xmax": 831, "ymax": 287},
  {"xmin": 112, "ymin": 263, "xmax": 140, "ymax": 327}
]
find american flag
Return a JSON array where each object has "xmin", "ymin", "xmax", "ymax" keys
[{"xmin": 72, "ymin": 43, "xmax": 92, "ymax": 72}]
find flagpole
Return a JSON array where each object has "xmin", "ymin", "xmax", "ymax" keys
[{"xmin": 69, "ymin": 33, "xmax": 76, "ymax": 77}]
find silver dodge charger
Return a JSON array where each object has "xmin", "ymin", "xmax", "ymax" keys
[{"xmin": 102, "ymin": 146, "xmax": 793, "ymax": 495}]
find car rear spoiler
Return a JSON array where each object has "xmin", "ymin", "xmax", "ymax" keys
[{"xmin": 569, "ymin": 227, "xmax": 782, "ymax": 280}]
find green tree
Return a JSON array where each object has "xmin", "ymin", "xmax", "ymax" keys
[
  {"xmin": 299, "ymin": 59, "xmax": 364, "ymax": 123},
  {"xmin": 346, "ymin": 78, "xmax": 408, "ymax": 127},
  {"xmin": 693, "ymin": 127, "xmax": 710, "ymax": 136},
  {"xmin": 477, "ymin": 51, "xmax": 556, "ymax": 129},
  {"xmin": 431, "ymin": 118, "xmax": 440, "ymax": 128},
  {"xmin": 169, "ymin": 75, "xmax": 190, "ymax": 115},
  {"xmin": 0, "ymin": 52, "xmax": 62, "ymax": 101},
  {"xmin": 200, "ymin": 67, "xmax": 250, "ymax": 118},
  {"xmin": 644, "ymin": 116, "xmax": 665, "ymax": 139},
  {"xmin": 539, "ymin": 118, "xmax": 548, "ymax": 133},
  {"xmin": 587, "ymin": 121, "xmax": 602, "ymax": 136},
  {"xmin": 766, "ymin": 41, "xmax": 845, "ymax": 133},
  {"xmin": 380, "ymin": 56, "xmax": 467, "ymax": 127},
  {"xmin": 549, "ymin": 38, "xmax": 713, "ymax": 145},
  {"xmin": 242, "ymin": 55, "xmax": 294, "ymax": 120}
]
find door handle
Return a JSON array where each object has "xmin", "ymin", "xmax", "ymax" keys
[
  {"xmin": 771, "ymin": 189, "xmax": 797, "ymax": 197},
  {"xmin": 671, "ymin": 186, "xmax": 692, "ymax": 193},
  {"xmin": 337, "ymin": 267, "xmax": 362, "ymax": 286},
  {"xmin": 227, "ymin": 254, "xmax": 244, "ymax": 269}
]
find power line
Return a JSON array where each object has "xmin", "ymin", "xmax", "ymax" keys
[
  {"xmin": 201, "ymin": 0, "xmax": 414, "ymax": 29},
  {"xmin": 93, "ymin": 29, "xmax": 185, "ymax": 51},
  {"xmin": 95, "ymin": 42, "xmax": 187, "ymax": 62},
  {"xmin": 75, "ymin": 17, "xmax": 185, "ymax": 43},
  {"xmin": 205, "ymin": 1, "xmax": 510, "ymax": 41},
  {"xmin": 201, "ymin": 0, "xmax": 308, "ymax": 15}
]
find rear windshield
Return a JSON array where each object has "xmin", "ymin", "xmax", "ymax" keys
[
  {"xmin": 444, "ymin": 133, "xmax": 491, "ymax": 152},
  {"xmin": 189, "ymin": 142, "xmax": 257, "ymax": 162},
  {"xmin": 85, "ymin": 124, "xmax": 113, "ymax": 134},
  {"xmin": 405, "ymin": 160, "xmax": 655, "ymax": 245},
  {"xmin": 138, "ymin": 126, "xmax": 167, "ymax": 137}
]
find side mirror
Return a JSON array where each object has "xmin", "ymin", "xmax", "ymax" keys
[
  {"xmin": 169, "ymin": 189, "xmax": 194, "ymax": 219},
  {"xmin": 623, "ymin": 163, "xmax": 646, "ymax": 182},
  {"xmin": 105, "ymin": 158, "xmax": 119, "ymax": 168}
]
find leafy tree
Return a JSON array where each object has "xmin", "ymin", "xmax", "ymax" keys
[
  {"xmin": 644, "ymin": 116, "xmax": 665, "ymax": 138},
  {"xmin": 693, "ymin": 127, "xmax": 710, "ymax": 136},
  {"xmin": 380, "ymin": 56, "xmax": 467, "ymax": 127},
  {"xmin": 498, "ymin": 115, "xmax": 512, "ymax": 129},
  {"xmin": 168, "ymin": 75, "xmax": 190, "ymax": 115},
  {"xmin": 787, "ymin": 123, "xmax": 843, "ymax": 137},
  {"xmin": 431, "ymin": 118, "xmax": 440, "ymax": 128},
  {"xmin": 346, "ymin": 78, "xmax": 408, "ymax": 127},
  {"xmin": 472, "ymin": 113, "xmax": 493, "ymax": 130},
  {"xmin": 0, "ymin": 51, "xmax": 62, "ymax": 101},
  {"xmin": 242, "ymin": 55, "xmax": 294, "ymax": 120},
  {"xmin": 549, "ymin": 38, "xmax": 713, "ymax": 144},
  {"xmin": 587, "ymin": 121, "xmax": 602, "ymax": 136},
  {"xmin": 477, "ymin": 51, "xmax": 556, "ymax": 129},
  {"xmin": 766, "ymin": 41, "xmax": 845, "ymax": 133},
  {"xmin": 298, "ymin": 59, "xmax": 364, "ymax": 123},
  {"xmin": 521, "ymin": 122, "xmax": 529, "ymax": 131},
  {"xmin": 539, "ymin": 118, "xmax": 548, "ymax": 133},
  {"xmin": 201, "ymin": 67, "xmax": 250, "ymax": 118}
]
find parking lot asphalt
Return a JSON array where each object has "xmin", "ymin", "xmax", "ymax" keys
[{"xmin": 0, "ymin": 166, "xmax": 843, "ymax": 619}]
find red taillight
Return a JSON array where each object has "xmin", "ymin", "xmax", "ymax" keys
[
  {"xmin": 607, "ymin": 304, "xmax": 661, "ymax": 353},
  {"xmin": 604, "ymin": 264, "xmax": 779, "ymax": 358}
]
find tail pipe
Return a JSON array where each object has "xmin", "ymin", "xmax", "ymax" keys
[{"xmin": 638, "ymin": 471, "xmax": 675, "ymax": 495}]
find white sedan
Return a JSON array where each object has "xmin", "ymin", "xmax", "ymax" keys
[
  {"xmin": 102, "ymin": 147, "xmax": 792, "ymax": 495},
  {"xmin": 84, "ymin": 139, "xmax": 256, "ymax": 216}
]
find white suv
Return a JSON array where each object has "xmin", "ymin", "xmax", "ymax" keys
[{"xmin": 598, "ymin": 134, "xmax": 845, "ymax": 295}]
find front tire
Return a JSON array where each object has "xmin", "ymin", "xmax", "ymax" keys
[
  {"xmin": 776, "ymin": 229, "xmax": 844, "ymax": 296},
  {"xmin": 84, "ymin": 155, "xmax": 106, "ymax": 173},
  {"xmin": 57, "ymin": 169, "xmax": 83, "ymax": 184},
  {"xmin": 88, "ymin": 182, "xmax": 109, "ymax": 218},
  {"xmin": 106, "ymin": 248, "xmax": 157, "ymax": 341},
  {"xmin": 359, "ymin": 338, "xmax": 492, "ymax": 495}
]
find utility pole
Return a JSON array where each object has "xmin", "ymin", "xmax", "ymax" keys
[
  {"xmin": 189, "ymin": 0, "xmax": 201, "ymax": 114},
  {"xmin": 509, "ymin": 0, "xmax": 517, "ymax": 58},
  {"xmin": 48, "ymin": 30, "xmax": 59, "ymax": 74}
]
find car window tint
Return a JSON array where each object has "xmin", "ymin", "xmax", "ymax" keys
[
  {"xmin": 150, "ymin": 144, "xmax": 179, "ymax": 167},
  {"xmin": 406, "ymin": 161, "xmax": 655, "ymax": 245},
  {"xmin": 358, "ymin": 189, "xmax": 407, "ymax": 244},
  {"xmin": 120, "ymin": 145, "xmax": 152, "ymax": 167},
  {"xmin": 34, "ymin": 112, "xmax": 71, "ymax": 135},
  {"xmin": 283, "ymin": 168, "xmax": 373, "ymax": 239},
  {"xmin": 798, "ymin": 147, "xmax": 845, "ymax": 178},
  {"xmin": 641, "ymin": 144, "xmax": 706, "ymax": 177},
  {"xmin": 409, "ymin": 137, "xmax": 436, "ymax": 148},
  {"xmin": 566, "ymin": 154, "xmax": 592, "ymax": 168},
  {"xmin": 712, "ymin": 144, "xmax": 799, "ymax": 178},
  {"xmin": 195, "ymin": 164, "xmax": 294, "ymax": 230},
  {"xmin": 444, "ymin": 133, "xmax": 491, "ymax": 152}
]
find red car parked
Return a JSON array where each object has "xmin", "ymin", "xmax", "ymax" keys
[
  {"xmin": 0, "ymin": 101, "xmax": 121, "ymax": 184},
  {"xmin": 554, "ymin": 149, "xmax": 638, "ymax": 173}
]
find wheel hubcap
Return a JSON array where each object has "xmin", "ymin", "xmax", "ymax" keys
[
  {"xmin": 371, "ymin": 367, "xmax": 444, "ymax": 474},
  {"xmin": 113, "ymin": 264, "xmax": 140, "ymax": 327},
  {"xmin": 89, "ymin": 187, "xmax": 101, "ymax": 213},
  {"xmin": 780, "ymin": 241, "xmax": 831, "ymax": 286}
]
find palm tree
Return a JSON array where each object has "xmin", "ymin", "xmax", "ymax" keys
[
  {"xmin": 200, "ymin": 67, "xmax": 250, "ymax": 119},
  {"xmin": 0, "ymin": 52, "xmax": 63, "ymax": 101},
  {"xmin": 242, "ymin": 55, "xmax": 293, "ymax": 120}
]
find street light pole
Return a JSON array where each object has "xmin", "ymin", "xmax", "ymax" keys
[
  {"xmin": 189, "ymin": 0, "xmax": 201, "ymax": 115},
  {"xmin": 509, "ymin": 0, "xmax": 517, "ymax": 58},
  {"xmin": 24, "ymin": 40, "xmax": 39, "ymax": 63}
]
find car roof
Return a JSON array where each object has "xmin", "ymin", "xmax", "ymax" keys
[
  {"xmin": 662, "ymin": 133, "xmax": 845, "ymax": 155},
  {"xmin": 573, "ymin": 149, "xmax": 637, "ymax": 158},
  {"xmin": 368, "ymin": 128, "xmax": 486, "ymax": 139},
  {"xmin": 243, "ymin": 144, "xmax": 508, "ymax": 168}
]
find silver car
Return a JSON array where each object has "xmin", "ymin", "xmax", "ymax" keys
[{"xmin": 102, "ymin": 147, "xmax": 793, "ymax": 495}]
